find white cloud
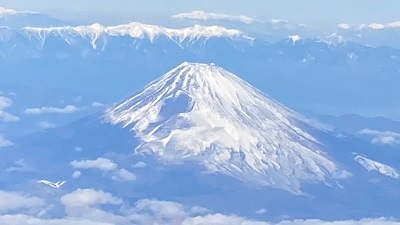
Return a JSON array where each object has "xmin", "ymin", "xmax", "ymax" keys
[
  {"xmin": 24, "ymin": 105, "xmax": 78, "ymax": 115},
  {"xmin": 92, "ymin": 102, "xmax": 105, "ymax": 107},
  {"xmin": 275, "ymin": 218, "xmax": 400, "ymax": 225},
  {"xmin": 71, "ymin": 171, "xmax": 81, "ymax": 179},
  {"xmin": 255, "ymin": 208, "xmax": 268, "ymax": 214},
  {"xmin": 0, "ymin": 215, "xmax": 113, "ymax": 225},
  {"xmin": 338, "ymin": 23, "xmax": 351, "ymax": 29},
  {"xmin": 70, "ymin": 158, "xmax": 118, "ymax": 172},
  {"xmin": 358, "ymin": 129, "xmax": 400, "ymax": 145},
  {"xmin": 39, "ymin": 121, "xmax": 56, "ymax": 129},
  {"xmin": 172, "ymin": 11, "xmax": 254, "ymax": 24},
  {"xmin": 0, "ymin": 134, "xmax": 13, "ymax": 148},
  {"xmin": 112, "ymin": 169, "xmax": 136, "ymax": 182},
  {"xmin": 6, "ymin": 159, "xmax": 30, "ymax": 172},
  {"xmin": 0, "ymin": 96, "xmax": 20, "ymax": 122},
  {"xmin": 1, "ymin": 188, "xmax": 400, "ymax": 225},
  {"xmin": 61, "ymin": 189, "xmax": 122, "ymax": 209},
  {"xmin": 0, "ymin": 190, "xmax": 44, "ymax": 213},
  {"xmin": 61, "ymin": 189, "xmax": 127, "ymax": 224},
  {"xmin": 0, "ymin": 7, "xmax": 17, "ymax": 15},
  {"xmin": 358, "ymin": 21, "xmax": 400, "ymax": 30},
  {"xmin": 73, "ymin": 96, "xmax": 83, "ymax": 102},
  {"xmin": 132, "ymin": 161, "xmax": 147, "ymax": 168},
  {"xmin": 70, "ymin": 158, "xmax": 136, "ymax": 182}
]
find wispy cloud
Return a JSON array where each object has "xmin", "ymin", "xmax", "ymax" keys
[
  {"xmin": 172, "ymin": 11, "xmax": 254, "ymax": 24},
  {"xmin": 358, "ymin": 129, "xmax": 400, "ymax": 145},
  {"xmin": 39, "ymin": 121, "xmax": 56, "ymax": 129},
  {"xmin": 0, "ymin": 96, "xmax": 20, "ymax": 122},
  {"xmin": 6, "ymin": 159, "xmax": 30, "ymax": 172},
  {"xmin": 357, "ymin": 21, "xmax": 400, "ymax": 30},
  {"xmin": 0, "ymin": 133, "xmax": 13, "ymax": 148},
  {"xmin": 24, "ymin": 105, "xmax": 78, "ymax": 115}
]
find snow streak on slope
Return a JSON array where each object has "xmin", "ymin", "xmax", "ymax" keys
[
  {"xmin": 106, "ymin": 62, "xmax": 347, "ymax": 193},
  {"xmin": 22, "ymin": 23, "xmax": 252, "ymax": 48},
  {"xmin": 355, "ymin": 155, "xmax": 399, "ymax": 179}
]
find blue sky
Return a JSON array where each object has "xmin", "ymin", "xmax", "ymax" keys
[{"xmin": 0, "ymin": 0, "xmax": 399, "ymax": 26}]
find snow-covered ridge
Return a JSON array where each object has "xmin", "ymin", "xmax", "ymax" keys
[
  {"xmin": 355, "ymin": 155, "xmax": 399, "ymax": 179},
  {"xmin": 106, "ymin": 62, "xmax": 348, "ymax": 193},
  {"xmin": 172, "ymin": 11, "xmax": 254, "ymax": 24},
  {"xmin": 22, "ymin": 22, "xmax": 252, "ymax": 47}
]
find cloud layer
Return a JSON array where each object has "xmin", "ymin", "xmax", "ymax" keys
[
  {"xmin": 358, "ymin": 129, "xmax": 400, "ymax": 145},
  {"xmin": 1, "ymin": 188, "xmax": 400, "ymax": 225},
  {"xmin": 24, "ymin": 105, "xmax": 78, "ymax": 115},
  {"xmin": 172, "ymin": 11, "xmax": 254, "ymax": 24}
]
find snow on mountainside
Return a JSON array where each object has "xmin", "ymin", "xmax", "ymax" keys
[
  {"xmin": 106, "ymin": 62, "xmax": 348, "ymax": 193},
  {"xmin": 22, "ymin": 22, "xmax": 252, "ymax": 48},
  {"xmin": 355, "ymin": 155, "xmax": 399, "ymax": 179}
]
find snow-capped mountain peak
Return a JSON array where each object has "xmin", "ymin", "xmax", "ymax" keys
[
  {"xmin": 106, "ymin": 62, "xmax": 348, "ymax": 193},
  {"xmin": 287, "ymin": 35, "xmax": 302, "ymax": 44}
]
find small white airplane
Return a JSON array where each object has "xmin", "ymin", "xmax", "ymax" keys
[{"xmin": 37, "ymin": 180, "xmax": 66, "ymax": 189}]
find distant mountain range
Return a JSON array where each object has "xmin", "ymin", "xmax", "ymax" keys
[{"xmin": 1, "ymin": 21, "xmax": 399, "ymax": 120}]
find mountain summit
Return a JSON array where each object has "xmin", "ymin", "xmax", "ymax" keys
[{"xmin": 106, "ymin": 62, "xmax": 347, "ymax": 193}]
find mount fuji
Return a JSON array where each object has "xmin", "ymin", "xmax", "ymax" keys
[
  {"xmin": 2, "ymin": 62, "xmax": 400, "ymax": 220},
  {"xmin": 106, "ymin": 62, "xmax": 348, "ymax": 193}
]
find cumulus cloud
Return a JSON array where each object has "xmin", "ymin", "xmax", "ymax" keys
[
  {"xmin": 0, "ymin": 190, "xmax": 44, "ymax": 213},
  {"xmin": 358, "ymin": 129, "xmax": 400, "ymax": 145},
  {"xmin": 70, "ymin": 158, "xmax": 136, "ymax": 182},
  {"xmin": 70, "ymin": 158, "xmax": 118, "ymax": 172},
  {"xmin": 61, "ymin": 189, "xmax": 127, "ymax": 224},
  {"xmin": 275, "ymin": 218, "xmax": 400, "ymax": 225},
  {"xmin": 39, "ymin": 121, "xmax": 56, "ymax": 129},
  {"xmin": 24, "ymin": 105, "xmax": 78, "ymax": 115},
  {"xmin": 61, "ymin": 189, "xmax": 122, "ymax": 209},
  {"xmin": 1, "ymin": 188, "xmax": 400, "ymax": 225},
  {"xmin": 0, "ymin": 96, "xmax": 20, "ymax": 122},
  {"xmin": 132, "ymin": 161, "xmax": 147, "ymax": 168},
  {"xmin": 112, "ymin": 169, "xmax": 136, "ymax": 181},
  {"xmin": 0, "ymin": 133, "xmax": 13, "ymax": 148},
  {"xmin": 71, "ymin": 171, "xmax": 81, "ymax": 179},
  {"xmin": 172, "ymin": 11, "xmax": 254, "ymax": 24},
  {"xmin": 0, "ymin": 215, "xmax": 113, "ymax": 225}
]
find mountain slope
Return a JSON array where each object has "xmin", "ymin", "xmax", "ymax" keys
[{"xmin": 106, "ymin": 62, "xmax": 348, "ymax": 193}]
